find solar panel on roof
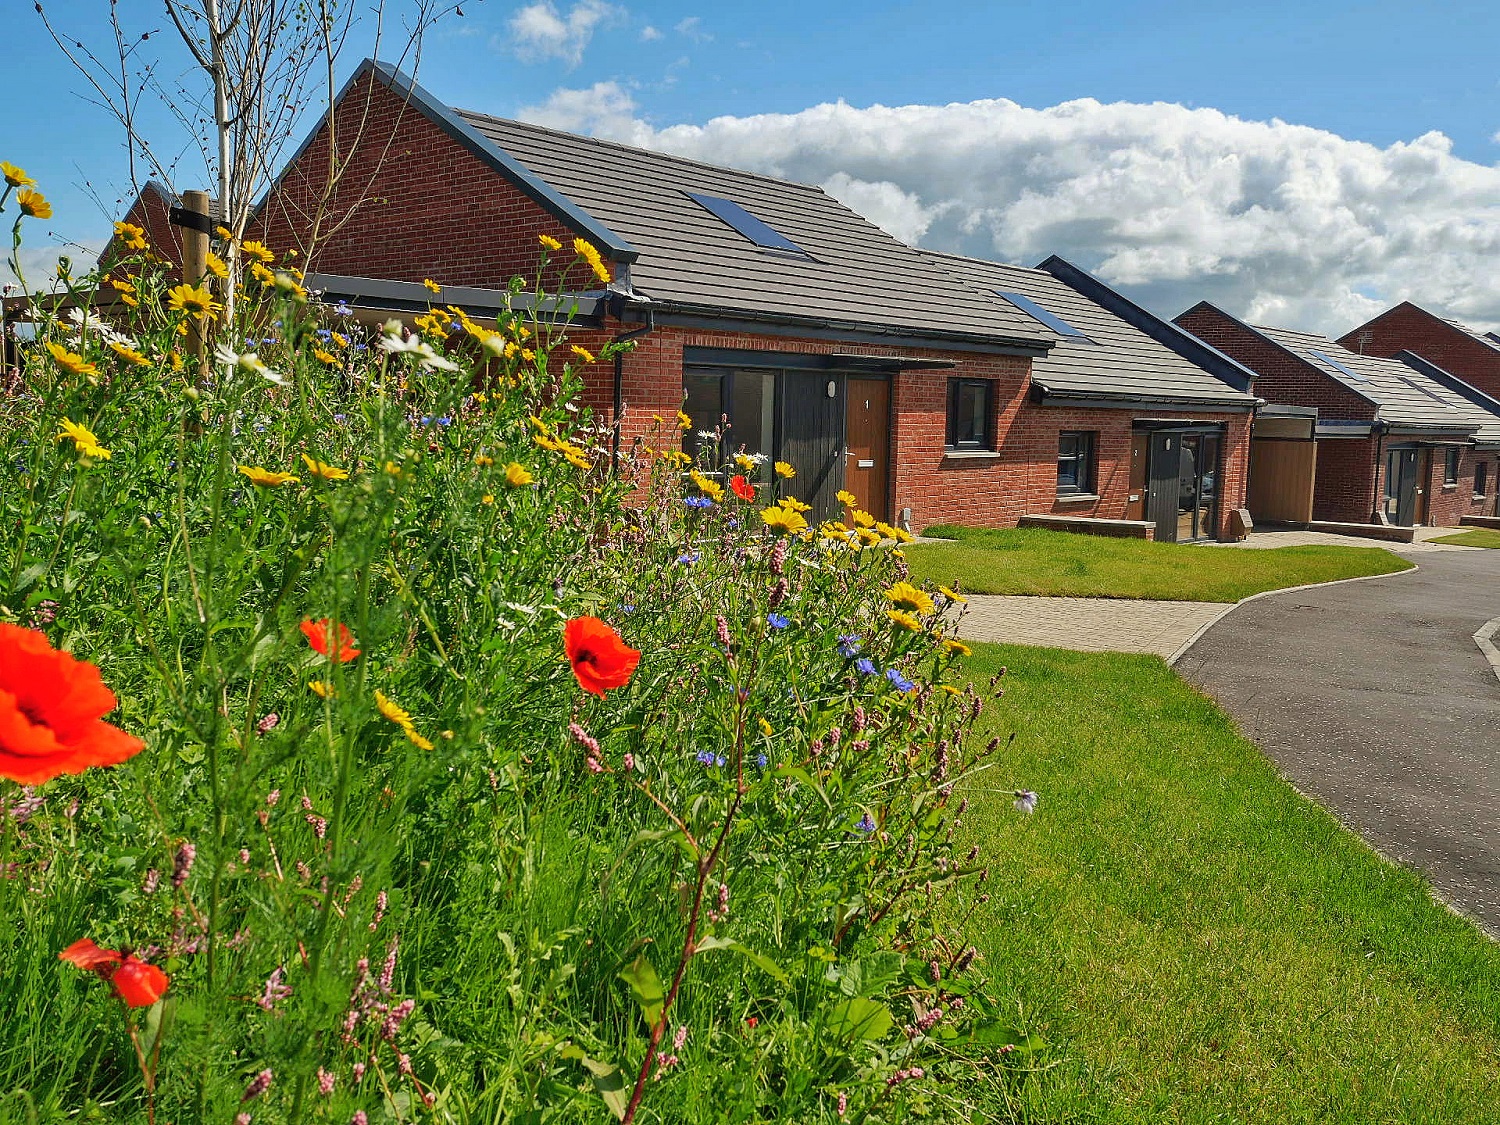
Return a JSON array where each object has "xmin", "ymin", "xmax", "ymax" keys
[
  {"xmin": 684, "ymin": 191, "xmax": 809, "ymax": 256},
  {"xmin": 995, "ymin": 291, "xmax": 1090, "ymax": 339},
  {"xmin": 1307, "ymin": 348, "xmax": 1369, "ymax": 383}
]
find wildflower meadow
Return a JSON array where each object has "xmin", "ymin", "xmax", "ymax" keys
[{"xmin": 0, "ymin": 165, "xmax": 1032, "ymax": 1123}]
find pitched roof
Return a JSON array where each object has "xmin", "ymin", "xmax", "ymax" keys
[
  {"xmin": 1253, "ymin": 323, "xmax": 1500, "ymax": 437},
  {"xmin": 922, "ymin": 251, "xmax": 1258, "ymax": 408},
  {"xmin": 450, "ymin": 110, "xmax": 1054, "ymax": 350}
]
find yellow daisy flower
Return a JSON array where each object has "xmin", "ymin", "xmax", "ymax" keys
[
  {"xmin": 774, "ymin": 461, "xmax": 796, "ymax": 479},
  {"xmin": 777, "ymin": 496, "xmax": 812, "ymax": 513},
  {"xmin": 240, "ymin": 240, "xmax": 275, "ymax": 265},
  {"xmin": 374, "ymin": 690, "xmax": 413, "ymax": 728},
  {"xmin": 690, "ymin": 470, "xmax": 725, "ymax": 502},
  {"xmin": 45, "ymin": 341, "xmax": 99, "ymax": 380},
  {"xmin": 300, "ymin": 453, "xmax": 349, "ymax": 481},
  {"xmin": 942, "ymin": 639, "xmax": 972, "ymax": 657},
  {"xmin": 205, "ymin": 251, "xmax": 228, "ymax": 279},
  {"xmin": 505, "ymin": 461, "xmax": 535, "ymax": 487},
  {"xmin": 940, "ymin": 684, "xmax": 963, "ymax": 696},
  {"xmin": 570, "ymin": 344, "xmax": 596, "ymax": 364},
  {"xmin": 308, "ymin": 680, "xmax": 336, "ymax": 699},
  {"xmin": 938, "ymin": 586, "xmax": 967, "ymax": 604},
  {"xmin": 313, "ymin": 347, "xmax": 339, "ymax": 366},
  {"xmin": 836, "ymin": 489, "xmax": 857, "ymax": 507},
  {"xmin": 2, "ymin": 161, "xmax": 36, "ymax": 187},
  {"xmin": 676, "ymin": 410, "xmax": 692, "ymax": 430},
  {"xmin": 17, "ymin": 189, "xmax": 51, "ymax": 219},
  {"xmin": 57, "ymin": 418, "xmax": 110, "ymax": 460},
  {"xmin": 884, "ymin": 581, "xmax": 935, "ymax": 616},
  {"xmin": 405, "ymin": 726, "xmax": 434, "ymax": 751},
  {"xmin": 885, "ymin": 608, "xmax": 922, "ymax": 632},
  {"xmin": 108, "ymin": 277, "xmax": 139, "ymax": 307},
  {"xmin": 108, "ymin": 341, "xmax": 151, "ymax": 367},
  {"xmin": 422, "ymin": 277, "xmax": 442, "ymax": 293},
  {"xmin": 112, "ymin": 221, "xmax": 148, "ymax": 250},
  {"xmin": 167, "ymin": 283, "xmax": 221, "ymax": 320},
  {"xmin": 760, "ymin": 505, "xmax": 808, "ymax": 535},
  {"xmin": 237, "ymin": 466, "xmax": 300, "ymax": 488},
  {"xmin": 539, "ymin": 233, "xmax": 563, "ymax": 251}
]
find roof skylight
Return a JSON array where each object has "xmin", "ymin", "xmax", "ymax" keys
[
  {"xmin": 1395, "ymin": 375, "xmax": 1456, "ymax": 408},
  {"xmin": 685, "ymin": 191, "xmax": 808, "ymax": 256},
  {"xmin": 995, "ymin": 291, "xmax": 1091, "ymax": 340},
  {"xmin": 1307, "ymin": 348, "xmax": 1369, "ymax": 383}
]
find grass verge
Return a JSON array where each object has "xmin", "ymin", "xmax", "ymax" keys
[
  {"xmin": 957, "ymin": 641, "xmax": 1500, "ymax": 1123},
  {"xmin": 1429, "ymin": 528, "xmax": 1500, "ymax": 549},
  {"xmin": 907, "ymin": 526, "xmax": 1412, "ymax": 601}
]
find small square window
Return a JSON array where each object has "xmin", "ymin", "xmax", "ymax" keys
[
  {"xmin": 1057, "ymin": 431, "xmax": 1097, "ymax": 495},
  {"xmin": 946, "ymin": 379, "xmax": 993, "ymax": 450},
  {"xmin": 1445, "ymin": 447, "xmax": 1461, "ymax": 485}
]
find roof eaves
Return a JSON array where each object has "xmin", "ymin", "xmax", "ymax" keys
[
  {"xmin": 1395, "ymin": 350, "xmax": 1500, "ymax": 418},
  {"xmin": 1031, "ymin": 380, "xmax": 1257, "ymax": 412},
  {"xmin": 1038, "ymin": 256, "xmax": 1257, "ymax": 392}
]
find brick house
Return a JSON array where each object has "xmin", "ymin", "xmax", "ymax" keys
[
  {"xmin": 251, "ymin": 59, "xmax": 1070, "ymax": 529},
  {"xmin": 248, "ymin": 59, "xmax": 1263, "ymax": 536},
  {"xmin": 1340, "ymin": 301, "xmax": 1500, "ymax": 400},
  {"xmin": 1176, "ymin": 302, "xmax": 1500, "ymax": 526},
  {"xmin": 925, "ymin": 252, "xmax": 1257, "ymax": 541}
]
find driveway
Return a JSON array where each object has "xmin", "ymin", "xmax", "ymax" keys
[{"xmin": 1175, "ymin": 547, "xmax": 1500, "ymax": 935}]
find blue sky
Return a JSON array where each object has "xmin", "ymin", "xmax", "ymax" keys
[{"xmin": 6, "ymin": 0, "xmax": 1500, "ymax": 330}]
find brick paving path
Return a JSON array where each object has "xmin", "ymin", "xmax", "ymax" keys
[{"xmin": 954, "ymin": 595, "xmax": 1224, "ymax": 659}]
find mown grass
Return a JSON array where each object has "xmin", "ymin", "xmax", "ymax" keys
[
  {"xmin": 956, "ymin": 642, "xmax": 1500, "ymax": 1123},
  {"xmin": 1429, "ymin": 528, "xmax": 1500, "ymax": 549},
  {"xmin": 907, "ymin": 526, "xmax": 1412, "ymax": 601}
]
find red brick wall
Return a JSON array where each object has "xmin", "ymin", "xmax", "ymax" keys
[
  {"xmin": 252, "ymin": 70, "xmax": 589, "ymax": 291},
  {"xmin": 103, "ymin": 187, "xmax": 187, "ymax": 282},
  {"xmin": 1420, "ymin": 445, "xmax": 1500, "ymax": 526},
  {"xmin": 1315, "ymin": 436, "xmax": 1497, "ymax": 526},
  {"xmin": 1176, "ymin": 304, "xmax": 1377, "ymax": 422},
  {"xmin": 1340, "ymin": 303, "xmax": 1500, "ymax": 402},
  {"xmin": 1311, "ymin": 437, "xmax": 1379, "ymax": 522}
]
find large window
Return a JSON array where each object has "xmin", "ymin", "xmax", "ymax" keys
[
  {"xmin": 1445, "ymin": 446, "xmax": 1461, "ymax": 485},
  {"xmin": 682, "ymin": 367, "xmax": 775, "ymax": 463},
  {"xmin": 1057, "ymin": 431, "xmax": 1097, "ymax": 496},
  {"xmin": 946, "ymin": 379, "xmax": 993, "ymax": 450}
]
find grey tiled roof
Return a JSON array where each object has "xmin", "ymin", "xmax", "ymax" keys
[
  {"xmin": 925, "ymin": 252, "xmax": 1258, "ymax": 407},
  {"xmin": 1256, "ymin": 324, "xmax": 1500, "ymax": 438},
  {"xmin": 454, "ymin": 111, "xmax": 1055, "ymax": 350}
]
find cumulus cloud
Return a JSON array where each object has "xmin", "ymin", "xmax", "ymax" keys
[
  {"xmin": 521, "ymin": 88, "xmax": 1500, "ymax": 334},
  {"xmin": 506, "ymin": 0, "xmax": 621, "ymax": 68},
  {"xmin": 674, "ymin": 16, "xmax": 711, "ymax": 42},
  {"xmin": 639, "ymin": 24, "xmax": 662, "ymax": 41},
  {"xmin": 0, "ymin": 238, "xmax": 106, "ymax": 292}
]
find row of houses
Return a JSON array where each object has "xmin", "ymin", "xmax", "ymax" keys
[{"xmin": 108, "ymin": 60, "xmax": 1500, "ymax": 541}]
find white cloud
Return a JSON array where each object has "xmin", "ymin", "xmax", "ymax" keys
[
  {"xmin": 506, "ymin": 0, "xmax": 621, "ymax": 68},
  {"xmin": 639, "ymin": 24, "xmax": 662, "ymax": 41},
  {"xmin": 674, "ymin": 16, "xmax": 711, "ymax": 42},
  {"xmin": 522, "ymin": 88, "xmax": 1500, "ymax": 334},
  {"xmin": 0, "ymin": 238, "xmax": 107, "ymax": 292}
]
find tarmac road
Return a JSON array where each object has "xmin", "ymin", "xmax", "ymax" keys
[{"xmin": 1175, "ymin": 547, "xmax": 1500, "ymax": 935}]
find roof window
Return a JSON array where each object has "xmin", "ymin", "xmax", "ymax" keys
[
  {"xmin": 1306, "ymin": 348, "xmax": 1369, "ymax": 383},
  {"xmin": 995, "ymin": 291, "xmax": 1091, "ymax": 340},
  {"xmin": 685, "ymin": 192, "xmax": 809, "ymax": 256}
]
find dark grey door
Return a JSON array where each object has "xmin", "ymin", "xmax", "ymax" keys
[
  {"xmin": 1146, "ymin": 431, "xmax": 1181, "ymax": 541},
  {"xmin": 779, "ymin": 372, "xmax": 844, "ymax": 523}
]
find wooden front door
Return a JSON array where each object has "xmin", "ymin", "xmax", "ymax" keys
[
  {"xmin": 1126, "ymin": 433, "xmax": 1148, "ymax": 521},
  {"xmin": 844, "ymin": 377, "xmax": 890, "ymax": 521}
]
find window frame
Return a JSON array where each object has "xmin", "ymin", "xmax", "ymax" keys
[
  {"xmin": 1476, "ymin": 460, "xmax": 1490, "ymax": 499},
  {"xmin": 945, "ymin": 378, "xmax": 995, "ymax": 451},
  {"xmin": 1056, "ymin": 430, "xmax": 1098, "ymax": 497},
  {"xmin": 1444, "ymin": 446, "xmax": 1461, "ymax": 486}
]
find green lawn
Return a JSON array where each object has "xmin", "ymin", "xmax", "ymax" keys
[
  {"xmin": 907, "ymin": 525, "xmax": 1411, "ymax": 601},
  {"xmin": 957, "ymin": 642, "xmax": 1500, "ymax": 1123},
  {"xmin": 1429, "ymin": 528, "xmax": 1500, "ymax": 549}
]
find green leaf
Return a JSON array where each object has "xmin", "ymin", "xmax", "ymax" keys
[
  {"xmin": 580, "ymin": 1057, "xmax": 628, "ymax": 1121},
  {"xmin": 771, "ymin": 765, "xmax": 832, "ymax": 808},
  {"xmin": 823, "ymin": 997, "xmax": 892, "ymax": 1041},
  {"xmin": 693, "ymin": 935, "xmax": 790, "ymax": 986},
  {"xmin": 619, "ymin": 953, "xmax": 664, "ymax": 1027},
  {"xmin": 964, "ymin": 1022, "xmax": 1047, "ymax": 1054}
]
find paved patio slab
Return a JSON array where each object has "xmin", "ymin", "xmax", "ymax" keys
[{"xmin": 955, "ymin": 595, "xmax": 1225, "ymax": 658}]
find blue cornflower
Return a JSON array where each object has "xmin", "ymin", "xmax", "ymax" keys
[
  {"xmin": 620, "ymin": 604, "xmax": 636, "ymax": 615},
  {"xmin": 353, "ymin": 343, "xmax": 367, "ymax": 352},
  {"xmin": 315, "ymin": 328, "xmax": 333, "ymax": 341},
  {"xmin": 437, "ymin": 416, "xmax": 453, "ymax": 427},
  {"xmin": 333, "ymin": 413, "xmax": 347, "ymax": 424},
  {"xmin": 855, "ymin": 658, "xmax": 876, "ymax": 676},
  {"xmin": 726, "ymin": 517, "xmax": 740, "ymax": 530},
  {"xmin": 855, "ymin": 813, "xmax": 877, "ymax": 833},
  {"xmin": 755, "ymin": 752, "xmax": 768, "ymax": 769},
  {"xmin": 684, "ymin": 496, "xmax": 714, "ymax": 510},
  {"xmin": 767, "ymin": 612, "xmax": 790, "ymax": 630},
  {"xmin": 695, "ymin": 750, "xmax": 726, "ymax": 768},
  {"xmin": 886, "ymin": 668, "xmax": 916, "ymax": 692},
  {"xmin": 333, "ymin": 301, "xmax": 353, "ymax": 317},
  {"xmin": 677, "ymin": 550, "xmax": 701, "ymax": 566},
  {"xmin": 837, "ymin": 634, "xmax": 861, "ymax": 658}
]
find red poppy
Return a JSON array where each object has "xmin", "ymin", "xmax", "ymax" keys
[
  {"xmin": 730, "ymin": 474, "xmax": 756, "ymax": 502},
  {"xmin": 59, "ymin": 938, "xmax": 170, "ymax": 1008},
  {"xmin": 0, "ymin": 623, "xmax": 146, "ymax": 785},
  {"xmin": 300, "ymin": 618, "xmax": 360, "ymax": 663},
  {"xmin": 563, "ymin": 617, "xmax": 641, "ymax": 697}
]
